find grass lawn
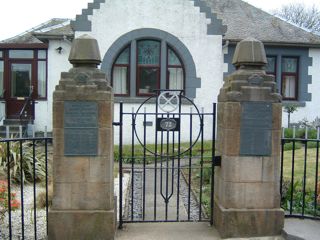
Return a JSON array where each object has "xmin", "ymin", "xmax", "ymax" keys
[{"xmin": 282, "ymin": 145, "xmax": 319, "ymax": 191}]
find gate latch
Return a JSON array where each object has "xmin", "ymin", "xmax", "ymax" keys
[{"xmin": 213, "ymin": 156, "xmax": 221, "ymax": 166}]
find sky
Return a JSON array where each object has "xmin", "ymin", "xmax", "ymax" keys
[{"xmin": 0, "ymin": 0, "xmax": 320, "ymax": 41}]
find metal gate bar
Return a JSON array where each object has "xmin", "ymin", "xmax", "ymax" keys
[{"xmin": 114, "ymin": 91, "xmax": 217, "ymax": 228}]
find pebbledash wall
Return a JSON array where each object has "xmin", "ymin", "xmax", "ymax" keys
[
  {"xmin": 71, "ymin": 0, "xmax": 225, "ymax": 143},
  {"xmin": 33, "ymin": 40, "xmax": 72, "ymax": 131}
]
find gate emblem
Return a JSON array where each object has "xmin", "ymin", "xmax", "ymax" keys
[{"xmin": 158, "ymin": 91, "xmax": 179, "ymax": 112}]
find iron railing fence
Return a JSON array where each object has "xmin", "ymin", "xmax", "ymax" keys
[
  {"xmin": 0, "ymin": 137, "xmax": 52, "ymax": 240},
  {"xmin": 280, "ymin": 127, "xmax": 320, "ymax": 220}
]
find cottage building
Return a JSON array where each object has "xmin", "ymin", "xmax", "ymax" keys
[{"xmin": 1, "ymin": 0, "xmax": 320, "ymax": 135}]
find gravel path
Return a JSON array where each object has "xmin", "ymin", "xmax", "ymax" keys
[
  {"xmin": 0, "ymin": 175, "xmax": 130, "ymax": 240},
  {"xmin": 0, "ymin": 185, "xmax": 47, "ymax": 240}
]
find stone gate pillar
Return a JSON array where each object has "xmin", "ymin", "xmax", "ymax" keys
[
  {"xmin": 48, "ymin": 35, "xmax": 115, "ymax": 239},
  {"xmin": 214, "ymin": 38, "xmax": 284, "ymax": 238}
]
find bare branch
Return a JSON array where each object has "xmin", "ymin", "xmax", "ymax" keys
[{"xmin": 273, "ymin": 3, "xmax": 320, "ymax": 34}]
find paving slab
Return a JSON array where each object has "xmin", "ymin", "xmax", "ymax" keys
[
  {"xmin": 283, "ymin": 218, "xmax": 320, "ymax": 240},
  {"xmin": 115, "ymin": 222, "xmax": 285, "ymax": 240}
]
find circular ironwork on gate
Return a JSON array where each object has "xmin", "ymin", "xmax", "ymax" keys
[{"xmin": 133, "ymin": 90, "xmax": 202, "ymax": 158}]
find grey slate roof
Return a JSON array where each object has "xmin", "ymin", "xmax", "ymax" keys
[
  {"xmin": 205, "ymin": 0, "xmax": 320, "ymax": 46},
  {"xmin": 1, "ymin": 18, "xmax": 72, "ymax": 43},
  {"xmin": 2, "ymin": 1, "xmax": 320, "ymax": 46}
]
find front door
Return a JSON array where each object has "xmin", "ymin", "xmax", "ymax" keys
[{"xmin": 6, "ymin": 62, "xmax": 35, "ymax": 119}]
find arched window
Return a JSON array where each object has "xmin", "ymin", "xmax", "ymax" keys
[
  {"xmin": 111, "ymin": 39, "xmax": 185, "ymax": 97},
  {"xmin": 137, "ymin": 40, "xmax": 160, "ymax": 96},
  {"xmin": 167, "ymin": 47, "xmax": 184, "ymax": 90},
  {"xmin": 112, "ymin": 46, "xmax": 130, "ymax": 95}
]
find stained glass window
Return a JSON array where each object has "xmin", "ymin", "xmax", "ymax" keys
[
  {"xmin": 138, "ymin": 40, "xmax": 160, "ymax": 65},
  {"xmin": 266, "ymin": 56, "xmax": 276, "ymax": 75},
  {"xmin": 282, "ymin": 58, "xmax": 298, "ymax": 73}
]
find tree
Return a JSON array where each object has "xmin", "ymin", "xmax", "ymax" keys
[
  {"xmin": 274, "ymin": 3, "xmax": 320, "ymax": 34},
  {"xmin": 283, "ymin": 104, "xmax": 298, "ymax": 128}
]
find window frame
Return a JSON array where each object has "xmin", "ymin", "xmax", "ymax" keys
[
  {"xmin": 166, "ymin": 46, "xmax": 185, "ymax": 91},
  {"xmin": 111, "ymin": 45, "xmax": 130, "ymax": 97},
  {"xmin": 136, "ymin": 39, "xmax": 161, "ymax": 97},
  {"xmin": 281, "ymin": 56, "xmax": 299, "ymax": 101},
  {"xmin": 266, "ymin": 55, "xmax": 277, "ymax": 77}
]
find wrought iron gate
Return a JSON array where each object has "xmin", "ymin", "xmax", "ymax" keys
[{"xmin": 114, "ymin": 90, "xmax": 218, "ymax": 228}]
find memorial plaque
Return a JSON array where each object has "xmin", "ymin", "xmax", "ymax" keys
[
  {"xmin": 240, "ymin": 102, "xmax": 272, "ymax": 156},
  {"xmin": 64, "ymin": 101, "xmax": 98, "ymax": 156}
]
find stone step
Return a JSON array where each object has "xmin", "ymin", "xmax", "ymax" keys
[{"xmin": 3, "ymin": 119, "xmax": 31, "ymax": 126}]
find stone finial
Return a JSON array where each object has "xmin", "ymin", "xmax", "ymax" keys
[
  {"xmin": 68, "ymin": 34, "xmax": 101, "ymax": 67},
  {"xmin": 232, "ymin": 38, "xmax": 267, "ymax": 68}
]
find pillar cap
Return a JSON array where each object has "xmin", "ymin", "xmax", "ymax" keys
[
  {"xmin": 69, "ymin": 34, "xmax": 101, "ymax": 67},
  {"xmin": 232, "ymin": 38, "xmax": 267, "ymax": 68}
]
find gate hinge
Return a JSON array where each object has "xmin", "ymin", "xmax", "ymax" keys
[
  {"xmin": 213, "ymin": 156, "xmax": 221, "ymax": 166},
  {"xmin": 112, "ymin": 122, "xmax": 121, "ymax": 126}
]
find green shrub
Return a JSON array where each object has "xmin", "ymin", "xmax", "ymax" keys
[
  {"xmin": 281, "ymin": 180, "xmax": 320, "ymax": 216},
  {"xmin": 283, "ymin": 142, "xmax": 302, "ymax": 151},
  {"xmin": 0, "ymin": 141, "xmax": 48, "ymax": 183}
]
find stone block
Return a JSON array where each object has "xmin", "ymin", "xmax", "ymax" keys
[
  {"xmin": 272, "ymin": 130, "xmax": 281, "ymax": 156},
  {"xmin": 98, "ymin": 101, "xmax": 113, "ymax": 128},
  {"xmin": 98, "ymin": 128, "xmax": 113, "ymax": 156},
  {"xmin": 239, "ymin": 156, "xmax": 263, "ymax": 182},
  {"xmin": 244, "ymin": 182, "xmax": 276, "ymax": 208},
  {"xmin": 222, "ymin": 102, "xmax": 241, "ymax": 129},
  {"xmin": 214, "ymin": 201, "xmax": 284, "ymax": 238},
  {"xmin": 52, "ymin": 101, "xmax": 64, "ymax": 129},
  {"xmin": 52, "ymin": 128, "xmax": 64, "ymax": 156},
  {"xmin": 48, "ymin": 210, "xmax": 115, "ymax": 240},
  {"xmin": 52, "ymin": 183, "xmax": 72, "ymax": 209},
  {"xmin": 272, "ymin": 103, "xmax": 282, "ymax": 130},
  {"xmin": 220, "ymin": 156, "xmax": 240, "ymax": 182},
  {"xmin": 221, "ymin": 129, "xmax": 240, "ymax": 156},
  {"xmin": 89, "ymin": 157, "xmax": 113, "ymax": 183},
  {"xmin": 220, "ymin": 181, "xmax": 246, "ymax": 208},
  {"xmin": 262, "ymin": 156, "xmax": 280, "ymax": 182},
  {"xmin": 71, "ymin": 182, "xmax": 114, "ymax": 210},
  {"xmin": 54, "ymin": 157, "xmax": 89, "ymax": 183}
]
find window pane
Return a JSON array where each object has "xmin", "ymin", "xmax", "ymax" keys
[
  {"xmin": 38, "ymin": 50, "xmax": 47, "ymax": 59},
  {"xmin": 138, "ymin": 40, "xmax": 160, "ymax": 65},
  {"xmin": 116, "ymin": 47, "xmax": 129, "ymax": 64},
  {"xmin": 38, "ymin": 61, "xmax": 46, "ymax": 98},
  {"xmin": 168, "ymin": 48, "xmax": 182, "ymax": 66},
  {"xmin": 282, "ymin": 58, "xmax": 298, "ymax": 73},
  {"xmin": 0, "ymin": 61, "xmax": 3, "ymax": 97},
  {"xmin": 266, "ymin": 57, "xmax": 276, "ymax": 73},
  {"xmin": 168, "ymin": 68, "xmax": 184, "ymax": 90},
  {"xmin": 138, "ymin": 67, "xmax": 159, "ymax": 94},
  {"xmin": 11, "ymin": 64, "xmax": 32, "ymax": 97},
  {"xmin": 0, "ymin": 51, "xmax": 3, "ymax": 58},
  {"xmin": 9, "ymin": 50, "xmax": 34, "ymax": 59},
  {"xmin": 113, "ymin": 66, "xmax": 128, "ymax": 94},
  {"xmin": 282, "ymin": 75, "xmax": 296, "ymax": 98}
]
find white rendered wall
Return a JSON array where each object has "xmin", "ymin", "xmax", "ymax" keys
[
  {"xmin": 33, "ymin": 39, "xmax": 72, "ymax": 132},
  {"xmin": 75, "ymin": 0, "xmax": 223, "ymax": 143},
  {"xmin": 282, "ymin": 49, "xmax": 320, "ymax": 127}
]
